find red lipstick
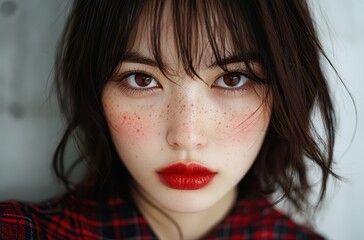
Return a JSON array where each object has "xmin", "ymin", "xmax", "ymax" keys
[{"xmin": 157, "ymin": 163, "xmax": 217, "ymax": 190}]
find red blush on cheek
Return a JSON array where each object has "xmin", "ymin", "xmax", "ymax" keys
[
  {"xmin": 102, "ymin": 90, "xmax": 155, "ymax": 144},
  {"xmin": 218, "ymin": 110, "xmax": 269, "ymax": 144},
  {"xmin": 108, "ymin": 112, "xmax": 153, "ymax": 144}
]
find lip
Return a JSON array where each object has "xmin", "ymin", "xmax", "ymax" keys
[{"xmin": 157, "ymin": 163, "xmax": 217, "ymax": 190}]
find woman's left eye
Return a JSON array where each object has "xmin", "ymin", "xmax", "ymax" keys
[{"xmin": 213, "ymin": 72, "xmax": 248, "ymax": 89}]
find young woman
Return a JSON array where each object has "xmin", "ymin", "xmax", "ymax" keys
[{"xmin": 1, "ymin": 0, "xmax": 340, "ymax": 239}]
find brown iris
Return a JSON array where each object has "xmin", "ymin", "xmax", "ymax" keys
[
  {"xmin": 223, "ymin": 73, "xmax": 242, "ymax": 87},
  {"xmin": 134, "ymin": 73, "xmax": 153, "ymax": 87}
]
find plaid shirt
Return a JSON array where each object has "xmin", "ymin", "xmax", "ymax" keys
[{"xmin": 0, "ymin": 191, "xmax": 324, "ymax": 240}]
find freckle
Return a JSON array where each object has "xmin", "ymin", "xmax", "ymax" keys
[
  {"xmin": 218, "ymin": 122, "xmax": 221, "ymax": 125},
  {"xmin": 161, "ymin": 148, "xmax": 164, "ymax": 152},
  {"xmin": 123, "ymin": 116, "xmax": 127, "ymax": 120},
  {"xmin": 191, "ymin": 104, "xmax": 194, "ymax": 107},
  {"xmin": 149, "ymin": 114, "xmax": 152, "ymax": 117},
  {"xmin": 137, "ymin": 129, "xmax": 140, "ymax": 132},
  {"xmin": 135, "ymin": 155, "xmax": 139, "ymax": 158},
  {"xmin": 137, "ymin": 116, "xmax": 140, "ymax": 120},
  {"xmin": 117, "ymin": 104, "xmax": 119, "ymax": 108},
  {"xmin": 224, "ymin": 112, "xmax": 227, "ymax": 115}
]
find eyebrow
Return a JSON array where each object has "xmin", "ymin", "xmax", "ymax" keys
[
  {"xmin": 122, "ymin": 52, "xmax": 159, "ymax": 67},
  {"xmin": 121, "ymin": 51, "xmax": 260, "ymax": 68},
  {"xmin": 207, "ymin": 53, "xmax": 260, "ymax": 68}
]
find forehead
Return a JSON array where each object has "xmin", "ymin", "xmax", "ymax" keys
[{"xmin": 125, "ymin": 0, "xmax": 250, "ymax": 72}]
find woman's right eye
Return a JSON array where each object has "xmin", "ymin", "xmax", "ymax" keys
[{"xmin": 123, "ymin": 73, "xmax": 160, "ymax": 89}]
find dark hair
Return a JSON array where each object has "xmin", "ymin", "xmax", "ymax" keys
[{"xmin": 54, "ymin": 0, "xmax": 340, "ymax": 215}]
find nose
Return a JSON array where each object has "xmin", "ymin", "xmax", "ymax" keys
[{"xmin": 166, "ymin": 95, "xmax": 208, "ymax": 150}]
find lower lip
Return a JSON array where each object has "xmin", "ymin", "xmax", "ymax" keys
[
  {"xmin": 157, "ymin": 164, "xmax": 216, "ymax": 190},
  {"xmin": 158, "ymin": 174, "xmax": 216, "ymax": 190}
]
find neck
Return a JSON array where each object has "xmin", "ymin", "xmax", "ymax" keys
[{"xmin": 131, "ymin": 186, "xmax": 237, "ymax": 240}]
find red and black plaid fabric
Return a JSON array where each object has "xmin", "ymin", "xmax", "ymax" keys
[{"xmin": 0, "ymin": 191, "xmax": 325, "ymax": 240}]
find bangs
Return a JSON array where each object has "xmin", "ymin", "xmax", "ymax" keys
[{"xmin": 120, "ymin": 0, "xmax": 266, "ymax": 81}]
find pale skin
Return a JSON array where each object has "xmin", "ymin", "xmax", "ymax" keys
[{"xmin": 101, "ymin": 5, "xmax": 271, "ymax": 240}]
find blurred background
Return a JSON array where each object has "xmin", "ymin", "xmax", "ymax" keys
[{"xmin": 0, "ymin": 0, "xmax": 363, "ymax": 239}]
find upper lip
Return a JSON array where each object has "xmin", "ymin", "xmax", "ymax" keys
[{"xmin": 157, "ymin": 162, "xmax": 216, "ymax": 174}]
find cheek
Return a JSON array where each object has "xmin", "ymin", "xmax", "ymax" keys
[
  {"xmin": 103, "ymin": 103, "xmax": 156, "ymax": 145},
  {"xmin": 215, "ymin": 106, "xmax": 270, "ymax": 145}
]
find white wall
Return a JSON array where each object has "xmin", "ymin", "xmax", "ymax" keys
[
  {"xmin": 310, "ymin": 1, "xmax": 364, "ymax": 239},
  {"xmin": 0, "ymin": 0, "xmax": 69, "ymax": 201},
  {"xmin": 0, "ymin": 1, "xmax": 363, "ymax": 239}
]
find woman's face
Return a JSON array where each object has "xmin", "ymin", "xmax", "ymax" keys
[{"xmin": 101, "ymin": 9, "xmax": 271, "ymax": 213}]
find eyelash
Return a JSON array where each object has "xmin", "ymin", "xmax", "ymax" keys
[
  {"xmin": 212, "ymin": 69, "xmax": 252, "ymax": 96},
  {"xmin": 115, "ymin": 68, "xmax": 254, "ymax": 96},
  {"xmin": 115, "ymin": 70, "xmax": 162, "ymax": 96}
]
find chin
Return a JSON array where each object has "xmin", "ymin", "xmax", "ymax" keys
[{"xmin": 157, "ymin": 189, "xmax": 229, "ymax": 214}]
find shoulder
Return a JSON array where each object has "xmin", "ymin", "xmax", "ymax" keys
[
  {"xmin": 0, "ymin": 193, "xmax": 146, "ymax": 240},
  {"xmin": 1, "ymin": 200, "xmax": 34, "ymax": 239},
  {"xmin": 253, "ymin": 203, "xmax": 324, "ymax": 240},
  {"xmin": 223, "ymin": 198, "xmax": 326, "ymax": 240},
  {"xmin": 0, "ymin": 199, "xmax": 48, "ymax": 240},
  {"xmin": 0, "ymin": 196, "xmax": 68, "ymax": 240}
]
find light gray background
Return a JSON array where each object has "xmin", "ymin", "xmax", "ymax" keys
[{"xmin": 0, "ymin": 0, "xmax": 363, "ymax": 239}]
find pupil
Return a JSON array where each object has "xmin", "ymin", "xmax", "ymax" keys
[
  {"xmin": 135, "ymin": 74, "xmax": 152, "ymax": 86},
  {"xmin": 223, "ymin": 73, "xmax": 240, "ymax": 87}
]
